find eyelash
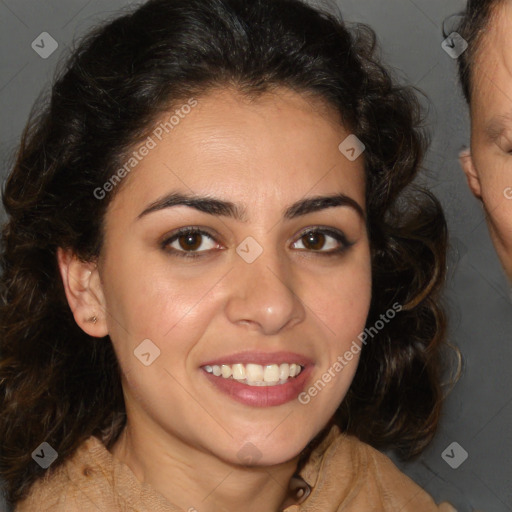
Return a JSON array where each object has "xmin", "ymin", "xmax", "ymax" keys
[{"xmin": 160, "ymin": 226, "xmax": 353, "ymax": 259}]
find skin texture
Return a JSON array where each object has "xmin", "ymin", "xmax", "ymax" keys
[
  {"xmin": 57, "ymin": 87, "xmax": 372, "ymax": 512},
  {"xmin": 459, "ymin": 0, "xmax": 512, "ymax": 281}
]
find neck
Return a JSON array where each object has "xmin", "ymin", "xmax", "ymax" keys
[{"xmin": 109, "ymin": 420, "xmax": 301, "ymax": 512}]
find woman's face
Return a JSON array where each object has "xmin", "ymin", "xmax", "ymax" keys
[{"xmin": 94, "ymin": 88, "xmax": 371, "ymax": 466}]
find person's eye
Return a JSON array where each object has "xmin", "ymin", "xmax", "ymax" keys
[
  {"xmin": 161, "ymin": 226, "xmax": 353, "ymax": 260},
  {"xmin": 496, "ymin": 134, "xmax": 512, "ymax": 154},
  {"xmin": 291, "ymin": 227, "xmax": 353, "ymax": 255},
  {"xmin": 161, "ymin": 227, "xmax": 222, "ymax": 259}
]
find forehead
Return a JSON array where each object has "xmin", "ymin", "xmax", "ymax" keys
[
  {"xmin": 472, "ymin": 1, "xmax": 512, "ymax": 97},
  {"xmin": 107, "ymin": 87, "xmax": 366, "ymax": 219},
  {"xmin": 469, "ymin": 1, "xmax": 512, "ymax": 135}
]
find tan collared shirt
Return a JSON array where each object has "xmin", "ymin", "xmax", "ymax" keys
[{"xmin": 15, "ymin": 424, "xmax": 457, "ymax": 511}]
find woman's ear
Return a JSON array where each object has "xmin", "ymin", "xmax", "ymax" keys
[
  {"xmin": 459, "ymin": 148, "xmax": 482, "ymax": 200},
  {"xmin": 57, "ymin": 247, "xmax": 109, "ymax": 337}
]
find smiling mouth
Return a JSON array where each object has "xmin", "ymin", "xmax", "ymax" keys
[{"xmin": 202, "ymin": 362, "xmax": 304, "ymax": 386}]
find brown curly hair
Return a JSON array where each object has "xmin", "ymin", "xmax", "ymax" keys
[{"xmin": 0, "ymin": 0, "xmax": 448, "ymax": 505}]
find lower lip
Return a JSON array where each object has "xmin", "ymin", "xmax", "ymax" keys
[{"xmin": 201, "ymin": 366, "xmax": 313, "ymax": 407}]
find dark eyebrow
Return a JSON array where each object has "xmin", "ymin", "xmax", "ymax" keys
[{"xmin": 137, "ymin": 192, "xmax": 365, "ymax": 222}]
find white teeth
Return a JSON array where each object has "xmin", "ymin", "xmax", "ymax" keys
[
  {"xmin": 246, "ymin": 363, "xmax": 263, "ymax": 382},
  {"xmin": 232, "ymin": 363, "xmax": 245, "ymax": 380},
  {"xmin": 263, "ymin": 364, "xmax": 280, "ymax": 383},
  {"xmin": 221, "ymin": 365, "xmax": 232, "ymax": 378},
  {"xmin": 203, "ymin": 362, "xmax": 303, "ymax": 386},
  {"xmin": 289, "ymin": 363, "xmax": 299, "ymax": 377}
]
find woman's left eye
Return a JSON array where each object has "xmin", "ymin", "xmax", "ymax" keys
[
  {"xmin": 161, "ymin": 227, "xmax": 352, "ymax": 259},
  {"xmin": 291, "ymin": 228, "xmax": 352, "ymax": 255}
]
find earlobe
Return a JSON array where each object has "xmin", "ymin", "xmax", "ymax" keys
[
  {"xmin": 459, "ymin": 148, "xmax": 482, "ymax": 200},
  {"xmin": 57, "ymin": 248, "xmax": 109, "ymax": 337}
]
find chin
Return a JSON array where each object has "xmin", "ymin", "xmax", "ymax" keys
[{"xmin": 221, "ymin": 434, "xmax": 311, "ymax": 468}]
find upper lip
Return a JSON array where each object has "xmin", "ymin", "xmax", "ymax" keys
[{"xmin": 200, "ymin": 351, "xmax": 314, "ymax": 368}]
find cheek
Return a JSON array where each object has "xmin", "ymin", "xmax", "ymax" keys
[
  {"xmin": 301, "ymin": 269, "xmax": 371, "ymax": 415},
  {"xmin": 314, "ymin": 257, "xmax": 372, "ymax": 339},
  {"xmin": 312, "ymin": 290, "xmax": 370, "ymax": 348},
  {"xmin": 102, "ymin": 250, "xmax": 219, "ymax": 335},
  {"xmin": 480, "ymin": 160, "xmax": 511, "ymax": 195},
  {"xmin": 484, "ymin": 197, "xmax": 512, "ymax": 247},
  {"xmin": 474, "ymin": 152, "xmax": 512, "ymax": 231}
]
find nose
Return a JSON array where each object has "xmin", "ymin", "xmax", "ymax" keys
[{"xmin": 224, "ymin": 244, "xmax": 306, "ymax": 335}]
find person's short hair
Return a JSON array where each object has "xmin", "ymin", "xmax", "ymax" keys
[
  {"xmin": 0, "ymin": 0, "xmax": 448, "ymax": 504},
  {"xmin": 456, "ymin": 0, "xmax": 502, "ymax": 102}
]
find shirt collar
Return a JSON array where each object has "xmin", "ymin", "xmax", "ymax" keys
[
  {"xmin": 279, "ymin": 474, "xmax": 312, "ymax": 509},
  {"xmin": 279, "ymin": 422, "xmax": 341, "ymax": 510}
]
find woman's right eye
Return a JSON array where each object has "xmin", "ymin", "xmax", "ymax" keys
[{"xmin": 161, "ymin": 228, "xmax": 221, "ymax": 259}]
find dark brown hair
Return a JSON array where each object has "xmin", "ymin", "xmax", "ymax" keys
[
  {"xmin": 455, "ymin": 0, "xmax": 502, "ymax": 102},
  {"xmin": 0, "ymin": 0, "xmax": 448, "ymax": 505}
]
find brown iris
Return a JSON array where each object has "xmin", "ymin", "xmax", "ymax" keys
[
  {"xmin": 302, "ymin": 231, "xmax": 326, "ymax": 251},
  {"xmin": 178, "ymin": 232, "xmax": 203, "ymax": 251}
]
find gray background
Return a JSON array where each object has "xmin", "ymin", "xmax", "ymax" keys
[{"xmin": 1, "ymin": 1, "xmax": 511, "ymax": 511}]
